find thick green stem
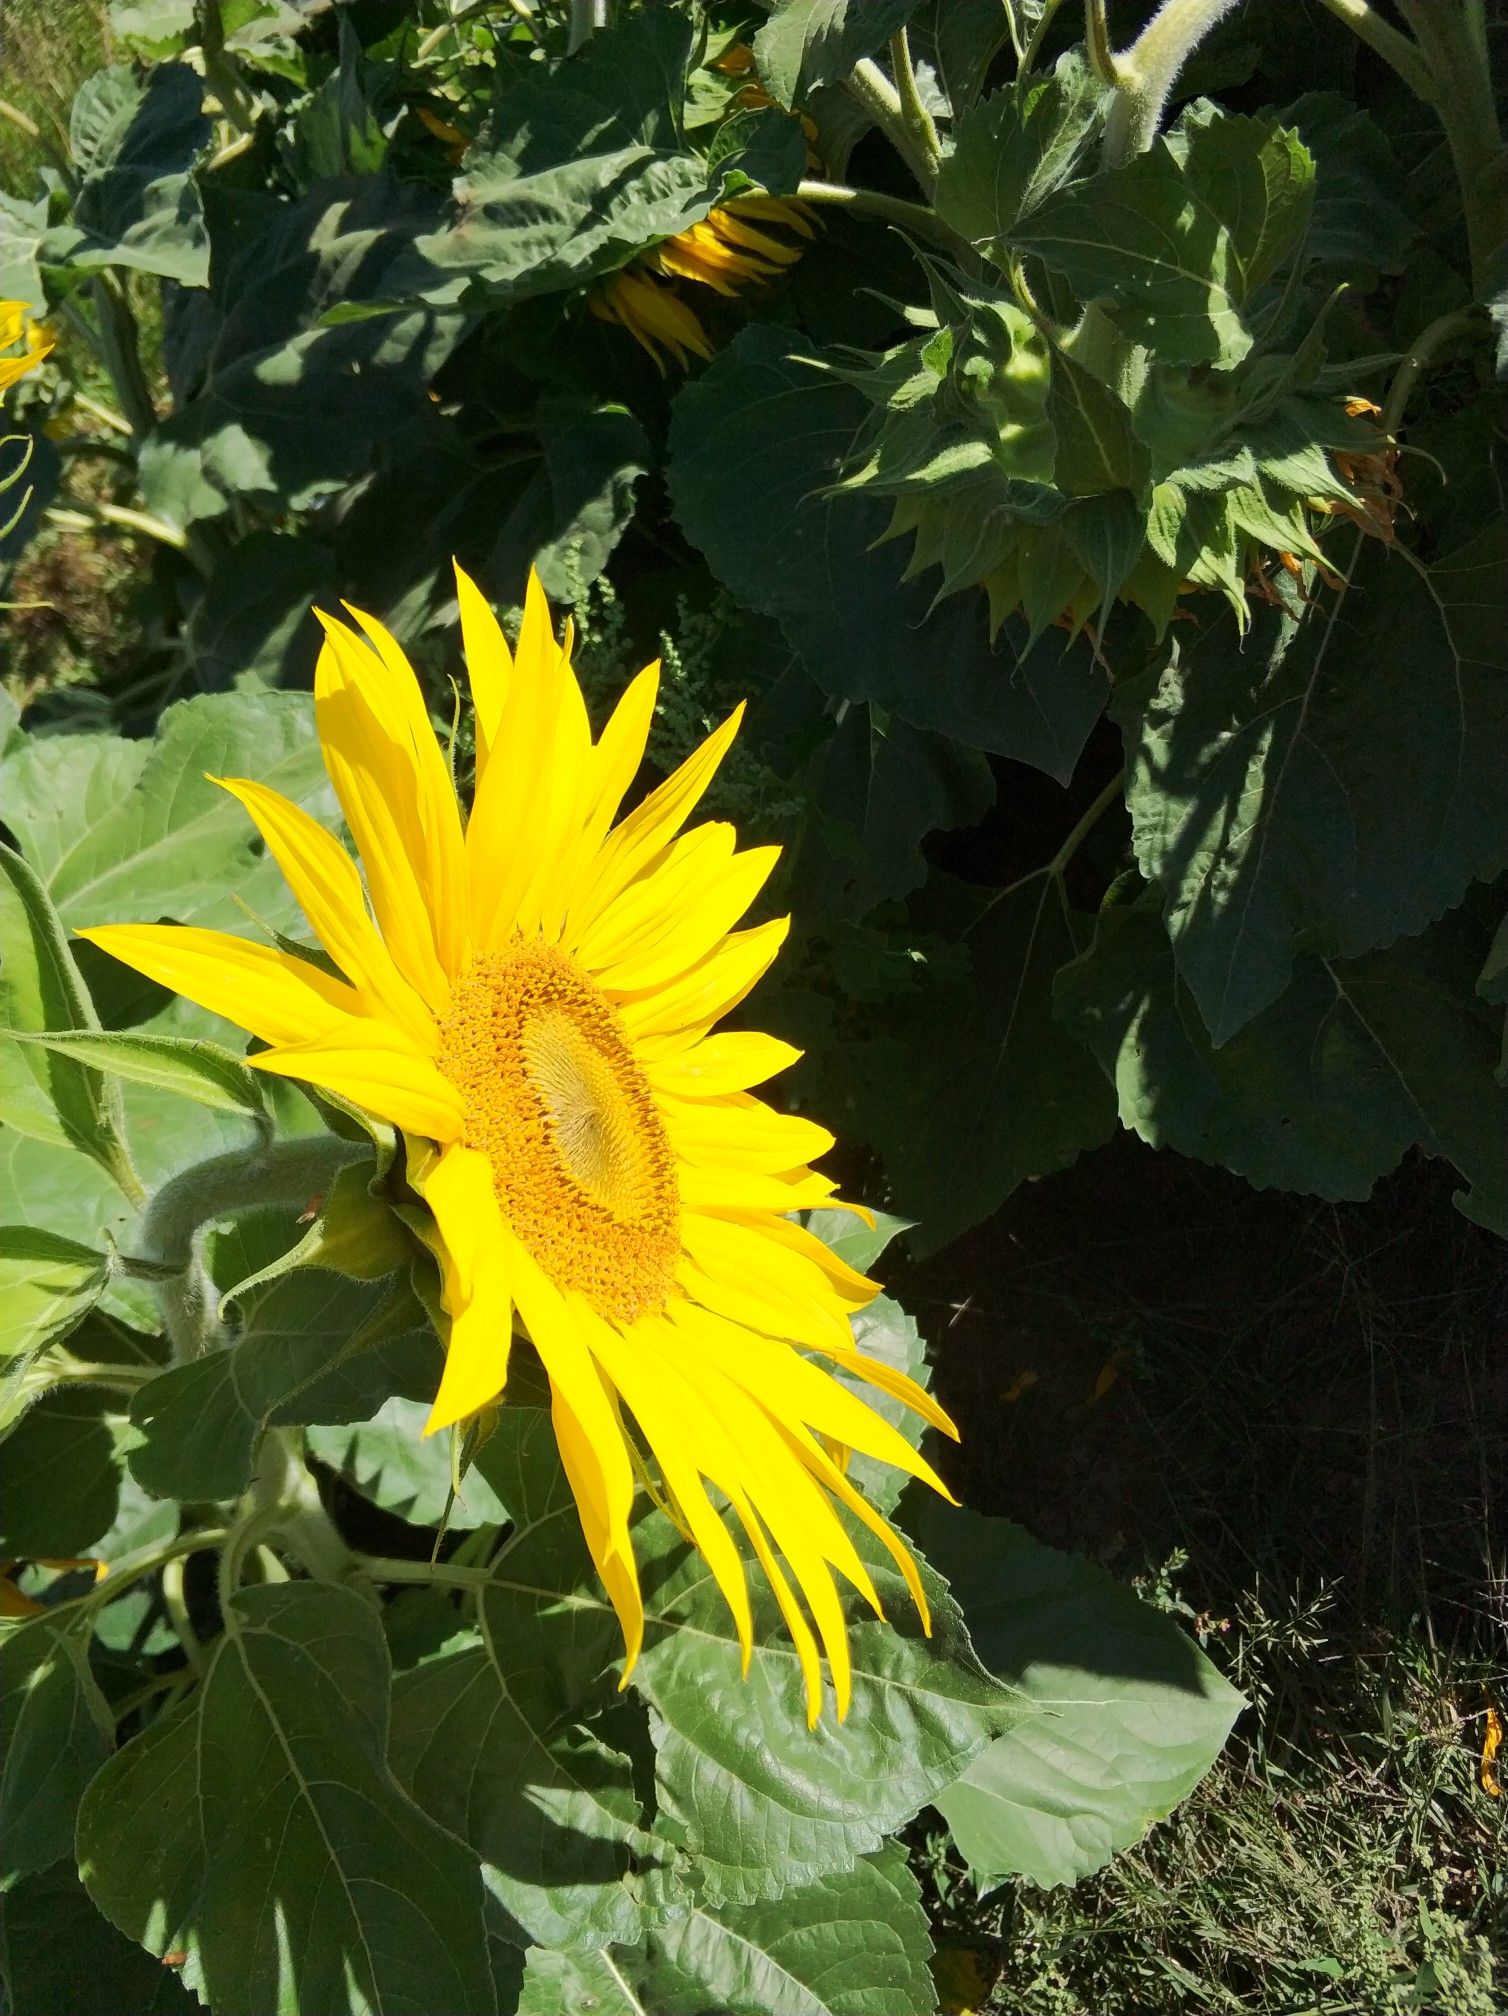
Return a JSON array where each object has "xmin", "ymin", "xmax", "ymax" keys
[
  {"xmin": 90, "ymin": 278, "xmax": 157, "ymax": 437},
  {"xmin": 795, "ymin": 177, "xmax": 968, "ymax": 253},
  {"xmin": 888, "ymin": 28, "xmax": 942, "ymax": 191},
  {"xmin": 1314, "ymin": 0, "xmax": 1434, "ymax": 99},
  {"xmin": 1394, "ymin": 2, "xmax": 1507, "ymax": 294},
  {"xmin": 1383, "ymin": 306, "xmax": 1484, "ymax": 434},
  {"xmin": 136, "ymin": 1134, "xmax": 367, "ymax": 1359},
  {"xmin": 1099, "ymin": 0, "xmax": 1242, "ymax": 165},
  {"xmin": 218, "ymin": 1431, "xmax": 358, "ymax": 1615},
  {"xmin": 844, "ymin": 57, "xmax": 937, "ymax": 196}
]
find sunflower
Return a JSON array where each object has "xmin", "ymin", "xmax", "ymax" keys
[
  {"xmin": 0, "ymin": 301, "xmax": 52, "ymax": 396},
  {"xmin": 80, "ymin": 568, "xmax": 956, "ymax": 1721},
  {"xmin": 590, "ymin": 200, "xmax": 814, "ymax": 370}
]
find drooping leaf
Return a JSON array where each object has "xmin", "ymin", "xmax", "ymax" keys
[
  {"xmin": 857, "ymin": 874, "xmax": 1117, "ymax": 1253},
  {"xmin": 128, "ymin": 1269, "xmax": 438, "ymax": 1501},
  {"xmin": 0, "ymin": 1387, "xmax": 122, "ymax": 1555},
  {"xmin": 798, "ymin": 707, "xmax": 995, "ymax": 921},
  {"xmin": 0, "ymin": 1228, "xmax": 110, "ymax": 1362},
  {"xmin": 77, "ymin": 1582, "xmax": 498, "ymax": 2016},
  {"xmin": 935, "ymin": 52, "xmax": 1105, "ymax": 244},
  {"xmin": 0, "ymin": 1861, "xmax": 196, "ymax": 2015},
  {"xmin": 908, "ymin": 1496, "xmax": 1242, "ymax": 1889},
  {"xmin": 752, "ymin": 0, "xmax": 918, "ymax": 111},
  {"xmin": 1056, "ymin": 901, "xmax": 1508, "ymax": 1233},
  {"xmin": 146, "ymin": 177, "xmax": 458, "ymax": 522},
  {"xmin": 57, "ymin": 62, "xmax": 211, "ymax": 283},
  {"xmin": 0, "ymin": 840, "xmax": 126, "ymax": 1175},
  {"xmin": 0, "ymin": 1614, "xmax": 114, "ymax": 1887},
  {"xmin": 1012, "ymin": 109, "xmax": 1315, "ymax": 366},
  {"xmin": 419, "ymin": 12, "xmax": 805, "ymax": 304},
  {"xmin": 8, "ymin": 1029, "xmax": 271, "ymax": 1131},
  {"xmin": 669, "ymin": 326, "xmax": 1108, "ymax": 777},
  {"xmin": 1115, "ymin": 529, "xmax": 1508, "ymax": 1041},
  {"xmin": 307, "ymin": 1396, "xmax": 508, "ymax": 1533}
]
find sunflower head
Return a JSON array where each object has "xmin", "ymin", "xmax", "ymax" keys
[
  {"xmin": 590, "ymin": 200, "xmax": 815, "ymax": 372},
  {"xmin": 0, "ymin": 301, "xmax": 52, "ymax": 397},
  {"xmin": 81, "ymin": 567, "xmax": 956, "ymax": 1722}
]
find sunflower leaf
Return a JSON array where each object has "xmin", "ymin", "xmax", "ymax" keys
[
  {"xmin": 0, "ymin": 1227, "xmax": 110, "ymax": 1362},
  {"xmin": 0, "ymin": 1613, "xmax": 115, "ymax": 1888},
  {"xmin": 1113, "ymin": 529, "xmax": 1508, "ymax": 1042},
  {"xmin": 0, "ymin": 1862, "xmax": 197, "ymax": 2016},
  {"xmin": 518, "ymin": 1845, "xmax": 937, "ymax": 2015},
  {"xmin": 76, "ymin": 1582, "xmax": 498, "ymax": 2016},
  {"xmin": 668, "ymin": 325, "xmax": 1108, "ymax": 779},
  {"xmin": 906, "ymin": 1494, "xmax": 1243, "ymax": 1890},
  {"xmin": 127, "ymin": 1269, "xmax": 438, "ymax": 1501},
  {"xmin": 1055, "ymin": 900, "xmax": 1508, "ymax": 1233}
]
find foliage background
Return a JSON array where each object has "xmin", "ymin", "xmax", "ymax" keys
[{"xmin": 0, "ymin": 0, "xmax": 1505, "ymax": 2008}]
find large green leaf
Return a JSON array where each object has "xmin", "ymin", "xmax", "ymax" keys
[
  {"xmin": 799, "ymin": 707, "xmax": 995, "ymax": 921},
  {"xmin": 0, "ymin": 840, "xmax": 125, "ymax": 1172},
  {"xmin": 856, "ymin": 874, "xmax": 1117, "ymax": 1252},
  {"xmin": 0, "ymin": 1387, "xmax": 122, "ymax": 1555},
  {"xmin": 57, "ymin": 62, "xmax": 210, "ymax": 283},
  {"xmin": 8, "ymin": 1029, "xmax": 271, "ymax": 1130},
  {"xmin": 0, "ymin": 1615, "xmax": 114, "ymax": 1888},
  {"xmin": 0, "ymin": 1228, "xmax": 110, "ymax": 1361},
  {"xmin": 307, "ymin": 1397, "xmax": 508, "ymax": 1533},
  {"xmin": 128, "ymin": 1270, "xmax": 438, "ymax": 1501},
  {"xmin": 908, "ymin": 1497, "xmax": 1242, "ymax": 1889},
  {"xmin": 935, "ymin": 52, "xmax": 1105, "ymax": 243},
  {"xmin": 419, "ymin": 12, "xmax": 805, "ymax": 303},
  {"xmin": 145, "ymin": 178, "xmax": 458, "ymax": 523},
  {"xmin": 0, "ymin": 1862, "xmax": 195, "ymax": 2015},
  {"xmin": 520, "ymin": 1846, "xmax": 937, "ymax": 2015},
  {"xmin": 668, "ymin": 326, "xmax": 1108, "ymax": 778},
  {"xmin": 1056, "ymin": 901, "xmax": 1508, "ymax": 1232},
  {"xmin": 1116, "ymin": 530, "xmax": 1508, "ymax": 1041},
  {"xmin": 1012, "ymin": 109, "xmax": 1314, "ymax": 366},
  {"xmin": 0, "ymin": 691, "xmax": 333, "ymax": 942},
  {"xmin": 77, "ymin": 1582, "xmax": 499, "ymax": 2016},
  {"xmin": 752, "ymin": 0, "xmax": 918, "ymax": 110}
]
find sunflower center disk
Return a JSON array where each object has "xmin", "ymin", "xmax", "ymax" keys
[{"xmin": 437, "ymin": 944, "xmax": 679, "ymax": 1322}]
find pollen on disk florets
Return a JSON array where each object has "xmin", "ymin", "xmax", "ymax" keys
[{"xmin": 437, "ymin": 942, "xmax": 679, "ymax": 1322}]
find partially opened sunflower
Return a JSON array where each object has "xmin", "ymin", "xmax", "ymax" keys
[
  {"xmin": 81, "ymin": 569, "xmax": 956, "ymax": 1721},
  {"xmin": 0, "ymin": 300, "xmax": 51, "ymax": 396}
]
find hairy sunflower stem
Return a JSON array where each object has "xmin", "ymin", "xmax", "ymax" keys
[
  {"xmin": 794, "ymin": 177, "xmax": 967, "ymax": 252},
  {"xmin": 888, "ymin": 28, "xmax": 942, "ymax": 190},
  {"xmin": 1097, "ymin": 0, "xmax": 1243, "ymax": 165},
  {"xmin": 90, "ymin": 276, "xmax": 158, "ymax": 437},
  {"xmin": 135, "ymin": 1134, "xmax": 367, "ymax": 1360},
  {"xmin": 218, "ymin": 1431, "xmax": 357, "ymax": 1614},
  {"xmin": 1393, "ymin": 0, "xmax": 1507, "ymax": 294},
  {"xmin": 1314, "ymin": 0, "xmax": 1434, "ymax": 99},
  {"xmin": 844, "ymin": 57, "xmax": 938, "ymax": 195},
  {"xmin": 567, "ymin": 0, "xmax": 607, "ymax": 54},
  {"xmin": 1383, "ymin": 306, "xmax": 1484, "ymax": 434},
  {"xmin": 359, "ymin": 1554, "xmax": 495, "ymax": 1590}
]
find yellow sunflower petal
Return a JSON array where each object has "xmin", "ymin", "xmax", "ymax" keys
[
  {"xmin": 587, "ymin": 842, "xmax": 780, "ymax": 994},
  {"xmin": 644, "ymin": 1030, "xmax": 801, "ymax": 1098},
  {"xmin": 411, "ymin": 1141, "xmax": 514, "ymax": 1431},
  {"xmin": 314, "ymin": 616, "xmax": 467, "ymax": 1006},
  {"xmin": 466, "ymin": 573, "xmax": 593, "ymax": 952},
  {"xmin": 566, "ymin": 706, "xmax": 746, "ymax": 943},
  {"xmin": 614, "ymin": 916, "xmax": 788, "ymax": 1046},
  {"xmin": 249, "ymin": 1028, "xmax": 465, "ymax": 1140},
  {"xmin": 678, "ymin": 1211, "xmax": 855, "ymax": 1356},
  {"xmin": 660, "ymin": 1091, "xmax": 834, "ymax": 1173},
  {"xmin": 454, "ymin": 561, "xmax": 512, "ymax": 777},
  {"xmin": 211, "ymin": 777, "xmax": 436, "ymax": 1052},
  {"xmin": 75, "ymin": 923, "xmax": 362, "ymax": 1048},
  {"xmin": 508, "ymin": 1236, "xmax": 644, "ymax": 1675}
]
